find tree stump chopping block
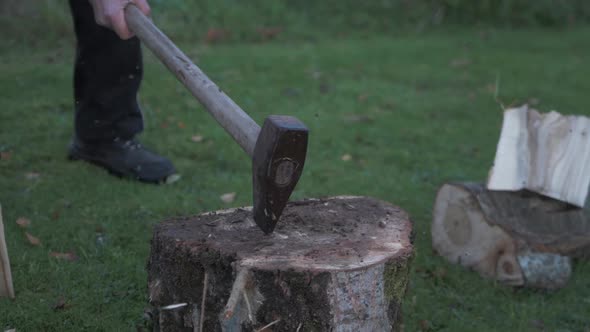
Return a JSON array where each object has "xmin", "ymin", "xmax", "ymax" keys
[{"xmin": 147, "ymin": 196, "xmax": 414, "ymax": 332}]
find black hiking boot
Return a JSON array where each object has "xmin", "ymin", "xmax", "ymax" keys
[{"xmin": 68, "ymin": 137, "xmax": 178, "ymax": 184}]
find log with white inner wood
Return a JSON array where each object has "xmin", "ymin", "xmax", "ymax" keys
[
  {"xmin": 0, "ymin": 204, "xmax": 15, "ymax": 299},
  {"xmin": 146, "ymin": 196, "xmax": 413, "ymax": 331},
  {"xmin": 432, "ymin": 182, "xmax": 590, "ymax": 289},
  {"xmin": 487, "ymin": 105, "xmax": 590, "ymax": 207}
]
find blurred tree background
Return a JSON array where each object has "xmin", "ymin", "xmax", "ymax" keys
[{"xmin": 2, "ymin": 0, "xmax": 590, "ymax": 47}]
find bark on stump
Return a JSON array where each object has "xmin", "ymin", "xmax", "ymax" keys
[
  {"xmin": 147, "ymin": 196, "xmax": 413, "ymax": 332},
  {"xmin": 432, "ymin": 182, "xmax": 590, "ymax": 289}
]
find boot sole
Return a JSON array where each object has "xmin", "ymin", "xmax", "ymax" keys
[{"xmin": 68, "ymin": 147, "xmax": 166, "ymax": 184}]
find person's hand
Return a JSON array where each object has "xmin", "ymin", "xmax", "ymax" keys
[{"xmin": 88, "ymin": 0, "xmax": 151, "ymax": 39}]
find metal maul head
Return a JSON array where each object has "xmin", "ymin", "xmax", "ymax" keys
[{"xmin": 252, "ymin": 115, "xmax": 309, "ymax": 234}]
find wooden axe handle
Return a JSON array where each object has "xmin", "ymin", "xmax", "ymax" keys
[{"xmin": 125, "ymin": 4, "xmax": 261, "ymax": 157}]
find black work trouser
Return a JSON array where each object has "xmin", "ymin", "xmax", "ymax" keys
[{"xmin": 69, "ymin": 0, "xmax": 144, "ymax": 142}]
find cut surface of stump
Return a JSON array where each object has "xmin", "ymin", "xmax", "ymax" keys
[
  {"xmin": 487, "ymin": 105, "xmax": 590, "ymax": 207},
  {"xmin": 432, "ymin": 182, "xmax": 590, "ymax": 289},
  {"xmin": 147, "ymin": 196, "xmax": 413, "ymax": 332}
]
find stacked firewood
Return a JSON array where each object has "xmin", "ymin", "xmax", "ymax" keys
[{"xmin": 432, "ymin": 105, "xmax": 590, "ymax": 289}]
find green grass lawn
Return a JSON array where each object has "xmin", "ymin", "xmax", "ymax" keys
[{"xmin": 1, "ymin": 27, "xmax": 590, "ymax": 331}]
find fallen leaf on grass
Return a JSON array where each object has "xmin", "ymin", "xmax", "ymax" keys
[
  {"xmin": 49, "ymin": 252, "xmax": 79, "ymax": 262},
  {"xmin": 256, "ymin": 26, "xmax": 282, "ymax": 40},
  {"xmin": 206, "ymin": 28, "xmax": 230, "ymax": 43},
  {"xmin": 96, "ymin": 232, "xmax": 108, "ymax": 247},
  {"xmin": 177, "ymin": 121, "xmax": 186, "ymax": 129},
  {"xmin": 484, "ymin": 83, "xmax": 496, "ymax": 94},
  {"xmin": 343, "ymin": 114, "xmax": 373, "ymax": 123},
  {"xmin": 0, "ymin": 151, "xmax": 11, "ymax": 161},
  {"xmin": 419, "ymin": 319, "xmax": 431, "ymax": 331},
  {"xmin": 25, "ymin": 172, "xmax": 40, "ymax": 180},
  {"xmin": 529, "ymin": 319, "xmax": 544, "ymax": 331},
  {"xmin": 16, "ymin": 217, "xmax": 31, "ymax": 228},
  {"xmin": 432, "ymin": 267, "xmax": 447, "ymax": 279},
  {"xmin": 341, "ymin": 154, "xmax": 352, "ymax": 161},
  {"xmin": 319, "ymin": 82, "xmax": 330, "ymax": 94},
  {"xmin": 282, "ymin": 87, "xmax": 301, "ymax": 97},
  {"xmin": 25, "ymin": 232, "xmax": 41, "ymax": 246},
  {"xmin": 380, "ymin": 101, "xmax": 396, "ymax": 112},
  {"xmin": 164, "ymin": 174, "xmax": 181, "ymax": 185},
  {"xmin": 310, "ymin": 70, "xmax": 322, "ymax": 80},
  {"xmin": 450, "ymin": 58, "xmax": 471, "ymax": 68},
  {"xmin": 220, "ymin": 192, "xmax": 236, "ymax": 204},
  {"xmin": 191, "ymin": 135, "xmax": 204, "ymax": 143},
  {"xmin": 52, "ymin": 296, "xmax": 69, "ymax": 310}
]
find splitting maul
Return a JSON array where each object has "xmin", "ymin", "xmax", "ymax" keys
[{"xmin": 124, "ymin": 5, "xmax": 308, "ymax": 234}]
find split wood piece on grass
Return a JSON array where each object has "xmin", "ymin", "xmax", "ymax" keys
[
  {"xmin": 487, "ymin": 105, "xmax": 590, "ymax": 207},
  {"xmin": 0, "ymin": 204, "xmax": 15, "ymax": 298},
  {"xmin": 146, "ymin": 196, "xmax": 414, "ymax": 331},
  {"xmin": 432, "ymin": 182, "xmax": 590, "ymax": 290}
]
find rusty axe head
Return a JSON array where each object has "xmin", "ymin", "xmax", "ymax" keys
[{"xmin": 252, "ymin": 115, "xmax": 309, "ymax": 234}]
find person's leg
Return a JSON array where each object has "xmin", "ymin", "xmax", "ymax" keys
[
  {"xmin": 69, "ymin": 0, "xmax": 143, "ymax": 141},
  {"xmin": 68, "ymin": 0, "xmax": 176, "ymax": 183}
]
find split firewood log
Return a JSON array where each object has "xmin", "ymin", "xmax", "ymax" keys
[
  {"xmin": 432, "ymin": 183, "xmax": 590, "ymax": 289},
  {"xmin": 487, "ymin": 105, "xmax": 590, "ymax": 207},
  {"xmin": 0, "ymin": 204, "xmax": 15, "ymax": 298}
]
